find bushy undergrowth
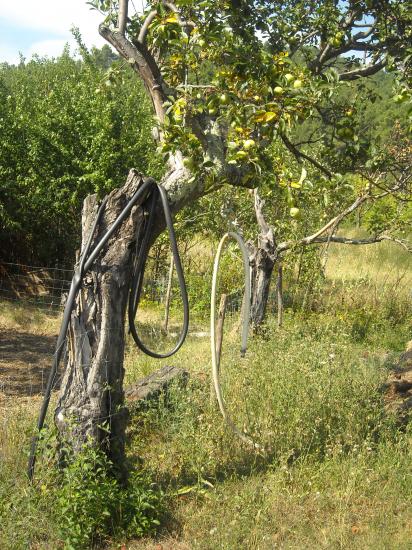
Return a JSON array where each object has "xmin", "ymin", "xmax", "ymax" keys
[
  {"xmin": 0, "ymin": 415, "xmax": 162, "ymax": 549},
  {"xmin": 58, "ymin": 446, "xmax": 162, "ymax": 549},
  {"xmin": 128, "ymin": 319, "xmax": 399, "ymax": 484}
]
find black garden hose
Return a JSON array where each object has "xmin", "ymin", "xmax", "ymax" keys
[
  {"xmin": 128, "ymin": 184, "xmax": 189, "ymax": 358},
  {"xmin": 28, "ymin": 179, "xmax": 189, "ymax": 480}
]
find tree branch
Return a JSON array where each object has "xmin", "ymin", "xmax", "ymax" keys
[
  {"xmin": 277, "ymin": 193, "xmax": 370, "ymax": 252},
  {"xmin": 339, "ymin": 58, "xmax": 386, "ymax": 81},
  {"xmin": 138, "ymin": 9, "xmax": 158, "ymax": 44},
  {"xmin": 286, "ymin": 234, "xmax": 412, "ymax": 252},
  {"xmin": 99, "ymin": 24, "xmax": 169, "ymax": 121},
  {"xmin": 290, "ymin": 30, "xmax": 318, "ymax": 57},
  {"xmin": 254, "ymin": 189, "xmax": 270, "ymax": 235},
  {"xmin": 280, "ymin": 134, "xmax": 333, "ymax": 178},
  {"xmin": 117, "ymin": 0, "xmax": 128, "ymax": 35}
]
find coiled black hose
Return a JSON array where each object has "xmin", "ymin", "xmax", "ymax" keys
[{"xmin": 28, "ymin": 179, "xmax": 189, "ymax": 480}]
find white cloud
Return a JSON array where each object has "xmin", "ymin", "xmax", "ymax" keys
[
  {"xmin": 1, "ymin": 0, "xmax": 104, "ymax": 40},
  {"xmin": 0, "ymin": 43, "xmax": 20, "ymax": 65},
  {"xmin": 26, "ymin": 39, "xmax": 72, "ymax": 60},
  {"xmin": 0, "ymin": 0, "xmax": 107, "ymax": 62}
]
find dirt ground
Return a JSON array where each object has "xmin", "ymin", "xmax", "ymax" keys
[{"xmin": 0, "ymin": 328, "xmax": 58, "ymax": 397}]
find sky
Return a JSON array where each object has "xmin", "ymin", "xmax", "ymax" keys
[{"xmin": 0, "ymin": 0, "xmax": 108, "ymax": 64}]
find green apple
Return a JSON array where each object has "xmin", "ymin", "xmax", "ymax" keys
[
  {"xmin": 243, "ymin": 139, "xmax": 256, "ymax": 150},
  {"xmin": 331, "ymin": 31, "xmax": 344, "ymax": 47},
  {"xmin": 274, "ymin": 86, "xmax": 284, "ymax": 95},
  {"xmin": 293, "ymin": 79, "xmax": 303, "ymax": 89},
  {"xmin": 208, "ymin": 107, "xmax": 218, "ymax": 115},
  {"xmin": 284, "ymin": 73, "xmax": 294, "ymax": 83},
  {"xmin": 236, "ymin": 150, "xmax": 248, "ymax": 160},
  {"xmin": 219, "ymin": 93, "xmax": 230, "ymax": 105},
  {"xmin": 290, "ymin": 207, "xmax": 301, "ymax": 219}
]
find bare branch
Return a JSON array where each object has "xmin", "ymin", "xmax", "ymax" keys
[
  {"xmin": 252, "ymin": 189, "xmax": 278, "ymax": 263},
  {"xmin": 117, "ymin": 0, "xmax": 128, "ymax": 35},
  {"xmin": 99, "ymin": 24, "xmax": 169, "ymax": 120},
  {"xmin": 290, "ymin": 30, "xmax": 318, "ymax": 57},
  {"xmin": 138, "ymin": 10, "xmax": 158, "ymax": 44},
  {"xmin": 352, "ymin": 26, "xmax": 376, "ymax": 41},
  {"xmin": 280, "ymin": 134, "xmax": 333, "ymax": 178},
  {"xmin": 339, "ymin": 58, "xmax": 386, "ymax": 81},
  {"xmin": 381, "ymin": 236, "xmax": 412, "ymax": 253},
  {"xmin": 277, "ymin": 193, "xmax": 370, "ymax": 252},
  {"xmin": 254, "ymin": 189, "xmax": 270, "ymax": 235},
  {"xmin": 292, "ymin": 234, "xmax": 412, "ymax": 252}
]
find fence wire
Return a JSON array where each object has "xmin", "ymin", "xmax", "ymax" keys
[
  {"xmin": 0, "ymin": 262, "xmax": 73, "ymax": 310},
  {"xmin": 0, "ymin": 253, "xmax": 249, "ymax": 398}
]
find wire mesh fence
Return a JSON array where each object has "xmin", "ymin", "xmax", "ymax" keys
[
  {"xmin": 0, "ymin": 262, "xmax": 73, "ymax": 310},
  {"xmin": 0, "ymin": 252, "xmax": 248, "ymax": 400}
]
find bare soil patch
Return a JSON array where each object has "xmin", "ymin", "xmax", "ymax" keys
[{"xmin": 0, "ymin": 329, "xmax": 58, "ymax": 397}]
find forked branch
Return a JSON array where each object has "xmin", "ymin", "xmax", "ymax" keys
[
  {"xmin": 99, "ymin": 24, "xmax": 169, "ymax": 120},
  {"xmin": 280, "ymin": 134, "xmax": 333, "ymax": 178}
]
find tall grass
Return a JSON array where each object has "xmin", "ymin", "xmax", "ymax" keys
[{"xmin": 0, "ymin": 239, "xmax": 411, "ymax": 548}]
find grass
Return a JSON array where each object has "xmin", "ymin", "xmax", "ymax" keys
[
  {"xmin": 0, "ymin": 299, "xmax": 61, "ymax": 335},
  {"xmin": 0, "ymin": 240, "xmax": 411, "ymax": 549},
  {"xmin": 122, "ymin": 315, "xmax": 411, "ymax": 549}
]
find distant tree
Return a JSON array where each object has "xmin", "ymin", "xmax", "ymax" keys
[
  {"xmin": 90, "ymin": 44, "xmax": 119, "ymax": 69},
  {"xmin": 0, "ymin": 44, "xmax": 156, "ymax": 265}
]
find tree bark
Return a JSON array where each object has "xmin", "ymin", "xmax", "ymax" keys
[
  {"xmin": 250, "ymin": 243, "xmax": 277, "ymax": 328},
  {"xmin": 54, "ymin": 170, "xmax": 147, "ymax": 477},
  {"xmin": 249, "ymin": 190, "xmax": 277, "ymax": 328}
]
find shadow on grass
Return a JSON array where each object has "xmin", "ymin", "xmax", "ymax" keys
[{"xmin": 0, "ymin": 329, "xmax": 60, "ymax": 396}]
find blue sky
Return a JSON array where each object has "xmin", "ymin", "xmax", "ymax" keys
[{"xmin": 0, "ymin": 0, "xmax": 107, "ymax": 64}]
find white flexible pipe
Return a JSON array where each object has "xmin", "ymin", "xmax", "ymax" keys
[{"xmin": 210, "ymin": 232, "xmax": 262, "ymax": 450}]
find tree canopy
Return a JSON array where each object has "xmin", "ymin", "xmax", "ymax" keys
[
  {"xmin": 1, "ymin": 1, "xmax": 411, "ymax": 266},
  {"xmin": 0, "ymin": 44, "xmax": 157, "ymax": 265}
]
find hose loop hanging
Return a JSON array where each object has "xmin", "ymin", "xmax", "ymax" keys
[{"xmin": 128, "ymin": 184, "xmax": 189, "ymax": 358}]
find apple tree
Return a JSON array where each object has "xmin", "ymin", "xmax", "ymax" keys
[{"xmin": 54, "ymin": 0, "xmax": 412, "ymax": 469}]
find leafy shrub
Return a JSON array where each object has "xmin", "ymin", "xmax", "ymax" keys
[{"xmin": 58, "ymin": 446, "xmax": 162, "ymax": 549}]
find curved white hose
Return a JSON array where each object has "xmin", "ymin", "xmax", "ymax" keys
[{"xmin": 210, "ymin": 232, "xmax": 262, "ymax": 450}]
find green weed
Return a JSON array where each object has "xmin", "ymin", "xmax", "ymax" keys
[{"xmin": 58, "ymin": 445, "xmax": 163, "ymax": 549}]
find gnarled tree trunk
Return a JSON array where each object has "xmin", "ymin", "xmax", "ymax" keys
[
  {"xmin": 54, "ymin": 163, "xmax": 200, "ymax": 474},
  {"xmin": 249, "ymin": 245, "xmax": 277, "ymax": 327},
  {"xmin": 55, "ymin": 171, "xmax": 146, "ymax": 476}
]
